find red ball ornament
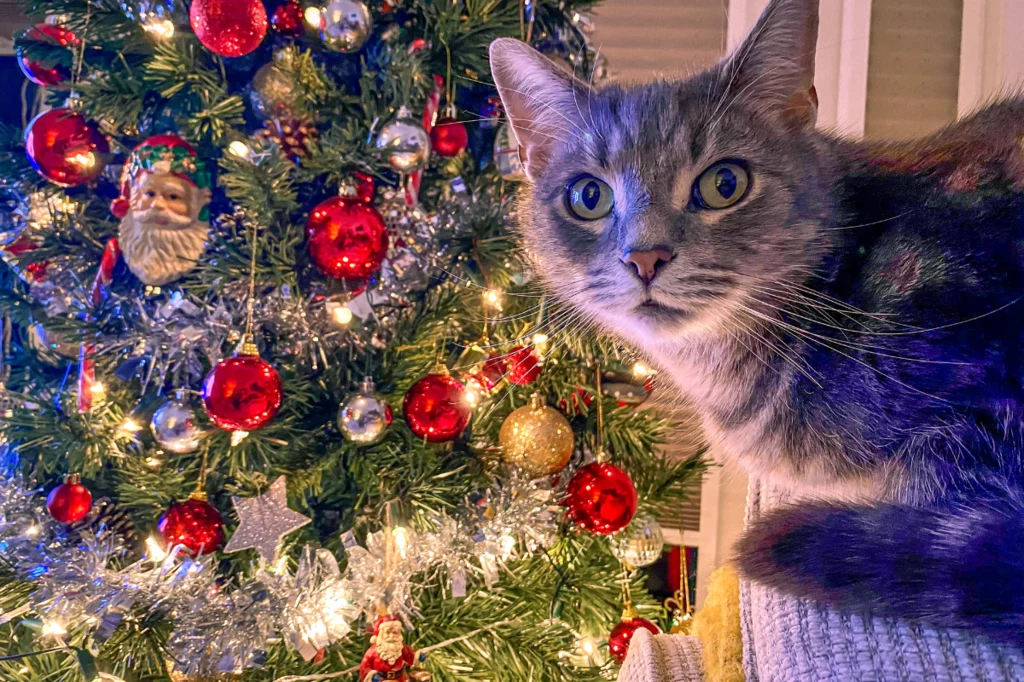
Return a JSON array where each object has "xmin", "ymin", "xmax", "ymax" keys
[
  {"xmin": 430, "ymin": 118, "xmax": 469, "ymax": 158},
  {"xmin": 25, "ymin": 108, "xmax": 109, "ymax": 187},
  {"xmin": 270, "ymin": 0, "xmax": 304, "ymax": 36},
  {"xmin": 505, "ymin": 345, "xmax": 542, "ymax": 386},
  {"xmin": 403, "ymin": 373, "xmax": 472, "ymax": 442},
  {"xmin": 46, "ymin": 473, "xmax": 92, "ymax": 524},
  {"xmin": 479, "ymin": 353, "xmax": 508, "ymax": 390},
  {"xmin": 306, "ymin": 195, "xmax": 388, "ymax": 288},
  {"xmin": 5, "ymin": 236, "xmax": 49, "ymax": 282},
  {"xmin": 17, "ymin": 23, "xmax": 78, "ymax": 86},
  {"xmin": 158, "ymin": 495, "xmax": 226, "ymax": 555},
  {"xmin": 190, "ymin": 0, "xmax": 268, "ymax": 57},
  {"xmin": 564, "ymin": 462, "xmax": 637, "ymax": 535},
  {"xmin": 202, "ymin": 347, "xmax": 283, "ymax": 431},
  {"xmin": 608, "ymin": 615, "xmax": 660, "ymax": 663}
]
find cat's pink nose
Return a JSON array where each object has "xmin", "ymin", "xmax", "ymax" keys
[{"xmin": 622, "ymin": 248, "xmax": 672, "ymax": 284}]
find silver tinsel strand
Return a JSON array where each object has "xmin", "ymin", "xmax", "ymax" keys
[{"xmin": 0, "ymin": 471, "xmax": 560, "ymax": 677}]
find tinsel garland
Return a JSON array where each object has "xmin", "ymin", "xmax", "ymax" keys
[{"xmin": 0, "ymin": 471, "xmax": 560, "ymax": 677}]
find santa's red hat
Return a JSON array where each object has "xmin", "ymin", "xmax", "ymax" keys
[
  {"xmin": 369, "ymin": 614, "xmax": 402, "ymax": 643},
  {"xmin": 109, "ymin": 134, "xmax": 211, "ymax": 220}
]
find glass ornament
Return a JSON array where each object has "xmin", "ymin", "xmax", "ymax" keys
[
  {"xmin": 376, "ymin": 106, "xmax": 431, "ymax": 172},
  {"xmin": 338, "ymin": 377, "xmax": 393, "ymax": 444},
  {"xmin": 609, "ymin": 513, "xmax": 664, "ymax": 567}
]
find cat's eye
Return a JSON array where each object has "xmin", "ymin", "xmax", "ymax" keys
[
  {"xmin": 566, "ymin": 175, "xmax": 614, "ymax": 221},
  {"xmin": 693, "ymin": 161, "xmax": 750, "ymax": 209}
]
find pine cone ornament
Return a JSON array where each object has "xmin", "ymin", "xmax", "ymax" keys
[{"xmin": 258, "ymin": 118, "xmax": 316, "ymax": 162}]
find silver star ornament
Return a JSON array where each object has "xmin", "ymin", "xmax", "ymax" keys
[{"xmin": 223, "ymin": 476, "xmax": 311, "ymax": 564}]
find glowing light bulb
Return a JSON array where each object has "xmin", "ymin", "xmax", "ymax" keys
[
  {"xmin": 121, "ymin": 417, "xmax": 142, "ymax": 433},
  {"xmin": 483, "ymin": 289, "xmax": 503, "ymax": 307},
  {"xmin": 145, "ymin": 456, "xmax": 162, "ymax": 469},
  {"xmin": 25, "ymin": 524, "xmax": 40, "ymax": 537},
  {"xmin": 227, "ymin": 141, "xmax": 252, "ymax": 160},
  {"xmin": 146, "ymin": 535, "xmax": 168, "ymax": 561},
  {"xmin": 464, "ymin": 384, "xmax": 481, "ymax": 407},
  {"xmin": 332, "ymin": 305, "xmax": 353, "ymax": 325},
  {"xmin": 91, "ymin": 382, "xmax": 105, "ymax": 396},
  {"xmin": 230, "ymin": 430, "xmax": 250, "ymax": 447},
  {"xmin": 532, "ymin": 332, "xmax": 549, "ymax": 352},
  {"xmin": 41, "ymin": 619, "xmax": 67, "ymax": 637},
  {"xmin": 143, "ymin": 18, "xmax": 174, "ymax": 38},
  {"xmin": 632, "ymin": 362, "xmax": 650, "ymax": 377},
  {"xmin": 392, "ymin": 526, "xmax": 410, "ymax": 558},
  {"xmin": 304, "ymin": 5, "xmax": 321, "ymax": 26}
]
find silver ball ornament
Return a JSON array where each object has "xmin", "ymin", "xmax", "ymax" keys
[
  {"xmin": 338, "ymin": 377, "xmax": 393, "ymax": 444},
  {"xmin": 151, "ymin": 396, "xmax": 204, "ymax": 454},
  {"xmin": 609, "ymin": 513, "xmax": 664, "ymax": 567},
  {"xmin": 319, "ymin": 0, "xmax": 372, "ymax": 53},
  {"xmin": 376, "ymin": 106, "xmax": 431, "ymax": 172}
]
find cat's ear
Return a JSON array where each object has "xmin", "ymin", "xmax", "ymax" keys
[
  {"xmin": 722, "ymin": 0, "xmax": 819, "ymax": 129},
  {"xmin": 489, "ymin": 38, "xmax": 582, "ymax": 180}
]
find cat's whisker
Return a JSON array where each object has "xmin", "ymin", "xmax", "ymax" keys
[
  {"xmin": 741, "ymin": 295, "xmax": 970, "ymax": 366},
  {"xmin": 735, "ymin": 301, "xmax": 955, "ymax": 405}
]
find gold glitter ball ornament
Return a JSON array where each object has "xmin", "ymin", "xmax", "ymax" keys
[{"xmin": 498, "ymin": 393, "xmax": 574, "ymax": 478}]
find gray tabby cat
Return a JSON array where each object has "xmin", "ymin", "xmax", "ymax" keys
[{"xmin": 490, "ymin": 0, "xmax": 1024, "ymax": 644}]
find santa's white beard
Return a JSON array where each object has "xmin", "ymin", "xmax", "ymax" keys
[
  {"xmin": 119, "ymin": 209, "xmax": 209, "ymax": 286},
  {"xmin": 376, "ymin": 638, "xmax": 403, "ymax": 665}
]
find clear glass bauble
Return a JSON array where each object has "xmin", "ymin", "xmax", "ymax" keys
[
  {"xmin": 609, "ymin": 512, "xmax": 664, "ymax": 567},
  {"xmin": 493, "ymin": 123, "xmax": 526, "ymax": 181}
]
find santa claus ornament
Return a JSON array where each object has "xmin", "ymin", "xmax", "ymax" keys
[
  {"xmin": 104, "ymin": 135, "xmax": 213, "ymax": 288},
  {"xmin": 360, "ymin": 616, "xmax": 424, "ymax": 682}
]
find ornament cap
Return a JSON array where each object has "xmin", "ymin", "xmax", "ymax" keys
[
  {"xmin": 360, "ymin": 376, "xmax": 376, "ymax": 393},
  {"xmin": 622, "ymin": 601, "xmax": 639, "ymax": 621},
  {"xmin": 395, "ymin": 105, "xmax": 413, "ymax": 119},
  {"xmin": 528, "ymin": 393, "xmax": 545, "ymax": 410},
  {"xmin": 237, "ymin": 333, "xmax": 260, "ymax": 356},
  {"xmin": 63, "ymin": 472, "xmax": 81, "ymax": 485},
  {"xmin": 188, "ymin": 490, "xmax": 209, "ymax": 502}
]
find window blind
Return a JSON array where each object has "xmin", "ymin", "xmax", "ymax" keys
[{"xmin": 864, "ymin": 0, "xmax": 964, "ymax": 140}]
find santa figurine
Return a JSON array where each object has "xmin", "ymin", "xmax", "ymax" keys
[
  {"xmin": 92, "ymin": 134, "xmax": 212, "ymax": 302},
  {"xmin": 359, "ymin": 615, "xmax": 424, "ymax": 682}
]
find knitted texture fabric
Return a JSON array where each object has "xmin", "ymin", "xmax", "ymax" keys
[
  {"xmin": 742, "ymin": 480, "xmax": 1024, "ymax": 682},
  {"xmin": 617, "ymin": 479, "xmax": 1024, "ymax": 682},
  {"xmin": 618, "ymin": 628, "xmax": 704, "ymax": 682}
]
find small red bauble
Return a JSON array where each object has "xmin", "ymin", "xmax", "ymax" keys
[
  {"xmin": 158, "ymin": 495, "xmax": 226, "ymax": 555},
  {"xmin": 306, "ymin": 195, "xmax": 388, "ymax": 288},
  {"xmin": 46, "ymin": 474, "xmax": 92, "ymax": 523},
  {"xmin": 505, "ymin": 346, "xmax": 542, "ymax": 386},
  {"xmin": 430, "ymin": 118, "xmax": 469, "ymax": 158},
  {"xmin": 478, "ymin": 353, "xmax": 507, "ymax": 390},
  {"xmin": 403, "ymin": 373, "xmax": 472, "ymax": 442},
  {"xmin": 5, "ymin": 236, "xmax": 49, "ymax": 282},
  {"xmin": 270, "ymin": 0, "xmax": 304, "ymax": 36},
  {"xmin": 608, "ymin": 616, "xmax": 660, "ymax": 663},
  {"xmin": 25, "ymin": 108, "xmax": 109, "ymax": 187},
  {"xmin": 202, "ymin": 351, "xmax": 283, "ymax": 431},
  {"xmin": 17, "ymin": 23, "xmax": 78, "ymax": 86},
  {"xmin": 190, "ymin": 0, "xmax": 268, "ymax": 57},
  {"xmin": 564, "ymin": 462, "xmax": 637, "ymax": 535}
]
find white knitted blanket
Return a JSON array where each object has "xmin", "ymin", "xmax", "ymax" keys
[{"xmin": 619, "ymin": 480, "xmax": 1024, "ymax": 682}]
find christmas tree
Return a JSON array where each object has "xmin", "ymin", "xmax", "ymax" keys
[{"xmin": 0, "ymin": 1, "xmax": 705, "ymax": 680}]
